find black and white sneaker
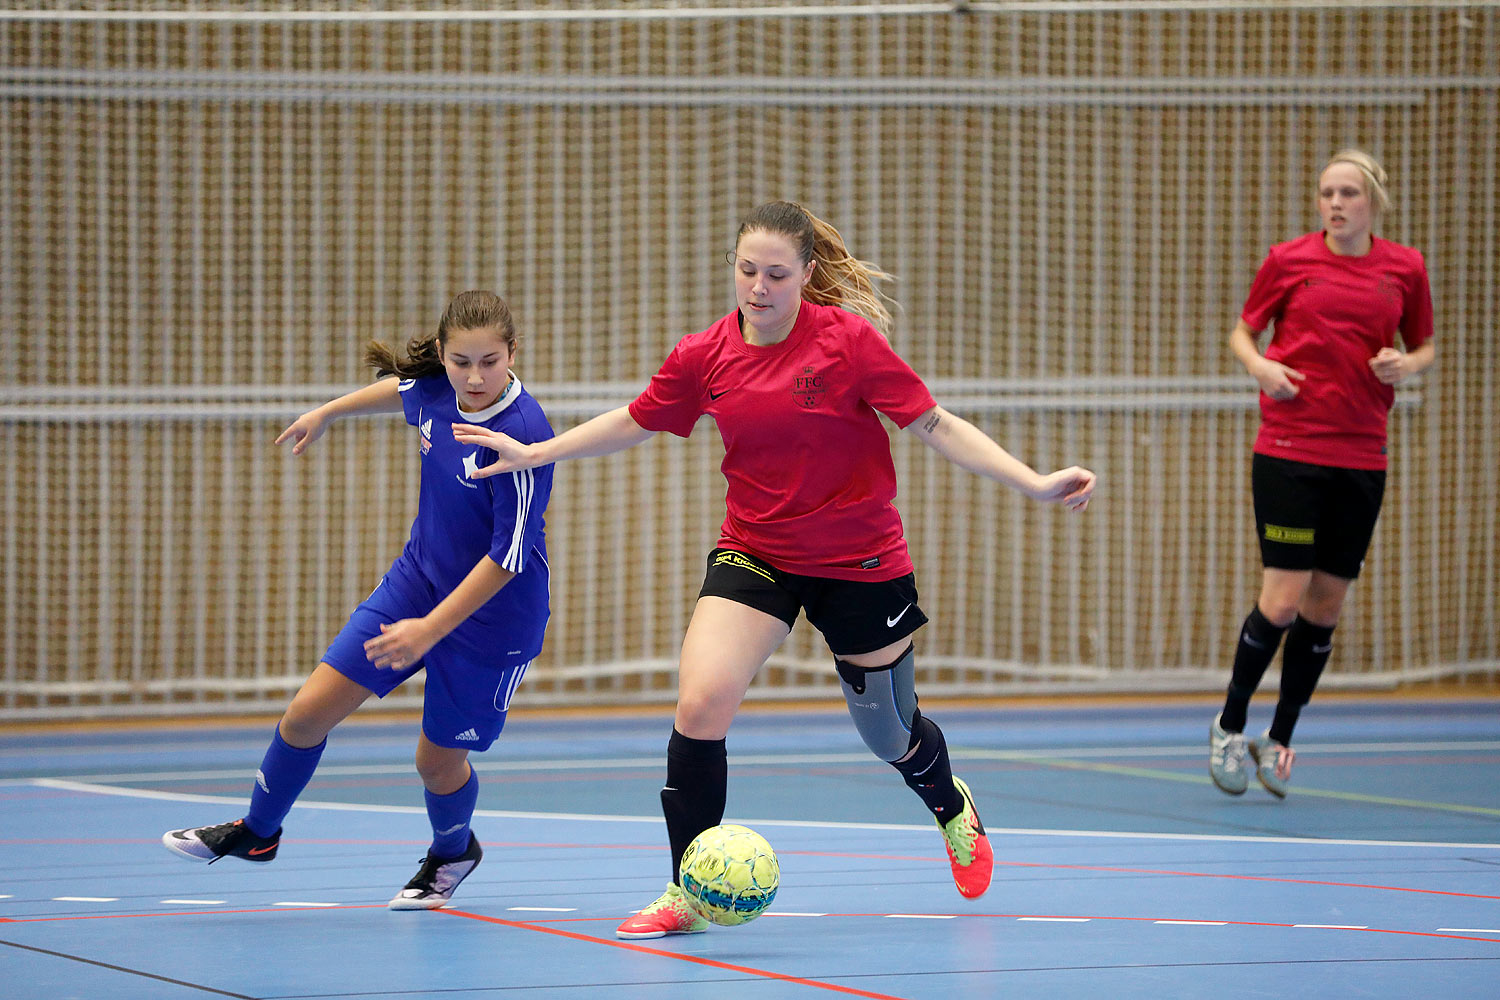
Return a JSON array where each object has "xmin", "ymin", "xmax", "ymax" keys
[
  {"xmin": 162, "ymin": 819, "xmax": 281, "ymax": 864},
  {"xmin": 388, "ymin": 833, "xmax": 483, "ymax": 910}
]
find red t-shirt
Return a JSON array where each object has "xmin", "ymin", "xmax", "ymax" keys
[
  {"xmin": 1240, "ymin": 231, "xmax": 1433, "ymax": 470},
  {"xmin": 628, "ymin": 300, "xmax": 937, "ymax": 581}
]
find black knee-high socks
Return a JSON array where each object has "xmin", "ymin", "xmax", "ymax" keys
[
  {"xmin": 657, "ymin": 713, "xmax": 967, "ymax": 885},
  {"xmin": 1271, "ymin": 617, "xmax": 1335, "ymax": 745},
  {"xmin": 660, "ymin": 728, "xmax": 727, "ymax": 885},
  {"xmin": 890, "ymin": 711, "xmax": 964, "ymax": 822},
  {"xmin": 1220, "ymin": 606, "xmax": 1334, "ymax": 745},
  {"xmin": 1220, "ymin": 606, "xmax": 1288, "ymax": 733}
]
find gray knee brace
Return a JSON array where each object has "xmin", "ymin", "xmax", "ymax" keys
[{"xmin": 836, "ymin": 645, "xmax": 919, "ymax": 762}]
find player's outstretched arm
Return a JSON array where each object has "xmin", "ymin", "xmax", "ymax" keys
[
  {"xmin": 908, "ymin": 404, "xmax": 1095, "ymax": 511},
  {"xmin": 454, "ymin": 405, "xmax": 656, "ymax": 479},
  {"xmin": 275, "ymin": 377, "xmax": 404, "ymax": 456}
]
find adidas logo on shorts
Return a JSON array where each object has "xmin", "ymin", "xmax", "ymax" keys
[{"xmin": 454, "ymin": 729, "xmax": 479, "ymax": 742}]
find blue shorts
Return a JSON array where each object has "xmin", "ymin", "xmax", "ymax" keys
[{"xmin": 321, "ymin": 558, "xmax": 538, "ymax": 751}]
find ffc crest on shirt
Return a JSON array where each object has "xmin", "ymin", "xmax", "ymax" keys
[{"xmin": 793, "ymin": 365, "xmax": 826, "ymax": 409}]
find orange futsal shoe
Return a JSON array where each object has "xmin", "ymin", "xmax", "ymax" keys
[
  {"xmin": 938, "ymin": 777, "xmax": 994, "ymax": 899},
  {"xmin": 616, "ymin": 882, "xmax": 710, "ymax": 939}
]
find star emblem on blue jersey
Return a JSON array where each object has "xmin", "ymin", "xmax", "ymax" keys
[{"xmin": 456, "ymin": 451, "xmax": 481, "ymax": 489}]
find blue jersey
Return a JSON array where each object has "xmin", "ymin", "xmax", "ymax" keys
[{"xmin": 395, "ymin": 373, "xmax": 555, "ymax": 656}]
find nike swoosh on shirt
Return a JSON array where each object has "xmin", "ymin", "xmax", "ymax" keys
[
  {"xmin": 708, "ymin": 388, "xmax": 730, "ymax": 400},
  {"xmin": 887, "ymin": 604, "xmax": 913, "ymax": 628}
]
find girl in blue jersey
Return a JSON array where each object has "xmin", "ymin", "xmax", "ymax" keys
[{"xmin": 163, "ymin": 290, "xmax": 555, "ymax": 910}]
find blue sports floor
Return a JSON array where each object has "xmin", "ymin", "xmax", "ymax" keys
[{"xmin": 2, "ymin": 697, "xmax": 1498, "ymax": 999}]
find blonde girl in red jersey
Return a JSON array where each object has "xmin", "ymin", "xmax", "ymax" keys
[
  {"xmin": 455, "ymin": 201, "xmax": 1095, "ymax": 937},
  {"xmin": 1209, "ymin": 151, "xmax": 1434, "ymax": 800}
]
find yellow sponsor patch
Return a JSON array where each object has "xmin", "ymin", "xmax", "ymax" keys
[
  {"xmin": 713, "ymin": 550, "xmax": 777, "ymax": 583},
  {"xmin": 1263, "ymin": 524, "xmax": 1315, "ymax": 545}
]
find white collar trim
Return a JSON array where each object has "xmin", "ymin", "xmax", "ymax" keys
[{"xmin": 453, "ymin": 370, "xmax": 522, "ymax": 422}]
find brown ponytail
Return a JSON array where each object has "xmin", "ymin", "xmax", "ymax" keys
[{"xmin": 365, "ymin": 290, "xmax": 519, "ymax": 379}]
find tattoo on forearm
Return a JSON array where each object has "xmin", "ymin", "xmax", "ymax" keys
[{"xmin": 922, "ymin": 411, "xmax": 942, "ymax": 434}]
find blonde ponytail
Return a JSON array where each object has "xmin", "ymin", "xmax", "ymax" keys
[{"xmin": 736, "ymin": 201, "xmax": 898, "ymax": 337}]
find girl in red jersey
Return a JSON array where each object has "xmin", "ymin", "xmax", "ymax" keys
[
  {"xmin": 455, "ymin": 201, "xmax": 1095, "ymax": 937},
  {"xmin": 1208, "ymin": 151, "xmax": 1434, "ymax": 800}
]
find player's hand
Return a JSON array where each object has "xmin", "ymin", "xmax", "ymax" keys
[
  {"xmin": 1252, "ymin": 357, "xmax": 1305, "ymax": 400},
  {"xmin": 1033, "ymin": 466, "xmax": 1096, "ymax": 511},
  {"xmin": 1368, "ymin": 347, "xmax": 1411, "ymax": 385},
  {"xmin": 363, "ymin": 618, "xmax": 438, "ymax": 671},
  {"xmin": 275, "ymin": 408, "xmax": 330, "ymax": 455},
  {"xmin": 451, "ymin": 423, "xmax": 533, "ymax": 478}
]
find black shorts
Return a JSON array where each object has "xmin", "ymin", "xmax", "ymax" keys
[
  {"xmin": 697, "ymin": 548, "xmax": 929, "ymax": 657},
  {"xmin": 1252, "ymin": 453, "xmax": 1386, "ymax": 579}
]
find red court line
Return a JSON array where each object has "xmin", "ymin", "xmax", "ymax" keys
[
  {"xmin": 443, "ymin": 908, "xmax": 1500, "ymax": 948},
  {"xmin": 436, "ymin": 908, "xmax": 910, "ymax": 999},
  {"xmin": 990, "ymin": 860, "xmax": 1500, "ymax": 901},
  {"xmin": 8, "ymin": 903, "xmax": 1500, "ymax": 949},
  {"xmin": 7, "ymin": 834, "xmax": 1490, "ymax": 903},
  {"xmin": 0, "ymin": 837, "xmax": 662, "ymax": 849},
  {"xmin": 785, "ymin": 850, "xmax": 1500, "ymax": 901},
  {"xmin": 838, "ymin": 912, "xmax": 1500, "ymax": 946}
]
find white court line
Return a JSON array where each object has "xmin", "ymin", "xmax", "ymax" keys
[
  {"xmin": 0, "ymin": 736, "xmax": 411, "ymax": 761},
  {"xmin": 15, "ymin": 741, "xmax": 1500, "ymax": 785},
  {"xmin": 272, "ymin": 901, "xmax": 341, "ymax": 908},
  {"xmin": 1156, "ymin": 919, "xmax": 1229, "ymax": 925},
  {"xmin": 27, "ymin": 777, "xmax": 1500, "ymax": 851},
  {"xmin": 1019, "ymin": 916, "xmax": 1091, "ymax": 922},
  {"xmin": 763, "ymin": 911, "xmax": 828, "ymax": 917},
  {"xmin": 53, "ymin": 896, "xmax": 118, "ymax": 902},
  {"xmin": 161, "ymin": 899, "xmax": 225, "ymax": 905},
  {"xmin": 4, "ymin": 756, "xmax": 683, "ymax": 785},
  {"xmin": 961, "ymin": 740, "xmax": 1500, "ymax": 759},
  {"xmin": 506, "ymin": 906, "xmax": 577, "ymax": 913},
  {"xmin": 1437, "ymin": 928, "xmax": 1500, "ymax": 934}
]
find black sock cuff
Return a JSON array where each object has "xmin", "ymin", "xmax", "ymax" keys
[
  {"xmin": 894, "ymin": 713, "xmax": 945, "ymax": 775},
  {"xmin": 667, "ymin": 728, "xmax": 726, "ymax": 759},
  {"xmin": 906, "ymin": 708, "xmax": 930, "ymax": 755},
  {"xmin": 1246, "ymin": 605, "xmax": 1289, "ymax": 643},
  {"xmin": 1287, "ymin": 616, "xmax": 1336, "ymax": 645}
]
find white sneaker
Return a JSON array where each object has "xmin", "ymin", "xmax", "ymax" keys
[
  {"xmin": 389, "ymin": 833, "xmax": 483, "ymax": 910},
  {"xmin": 1209, "ymin": 713, "xmax": 1249, "ymax": 795},
  {"xmin": 1248, "ymin": 730, "xmax": 1296, "ymax": 799}
]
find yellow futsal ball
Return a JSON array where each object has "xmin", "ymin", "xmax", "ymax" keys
[{"xmin": 678, "ymin": 823, "xmax": 780, "ymax": 926}]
